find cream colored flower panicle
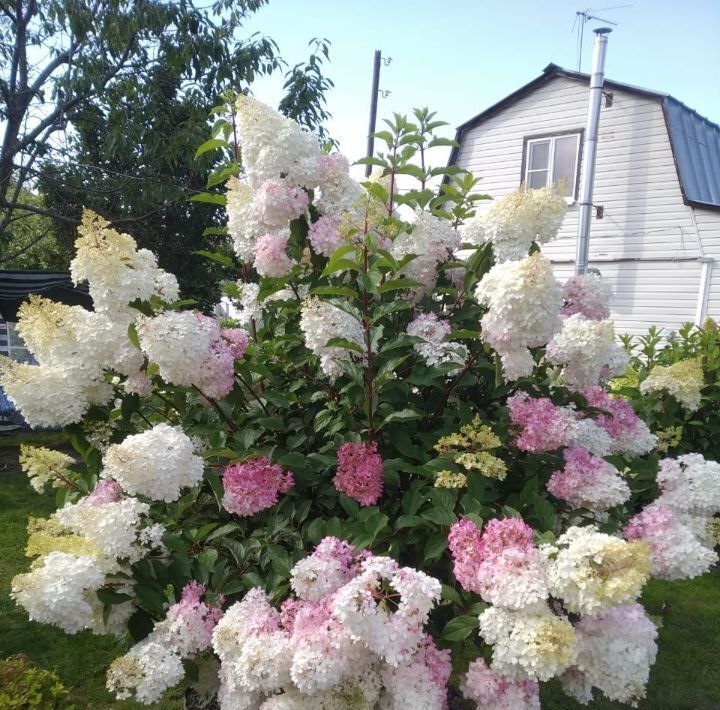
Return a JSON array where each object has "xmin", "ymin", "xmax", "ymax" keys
[
  {"xmin": 544, "ymin": 526, "xmax": 651, "ymax": 615},
  {"xmin": 299, "ymin": 298, "xmax": 366, "ymax": 380},
  {"xmin": 475, "ymin": 252, "xmax": 563, "ymax": 380},
  {"xmin": 463, "ymin": 185, "xmax": 567, "ymax": 262},
  {"xmin": 545, "ymin": 314, "xmax": 629, "ymax": 390},
  {"xmin": 19, "ymin": 444, "xmax": 75, "ymax": 493},
  {"xmin": 478, "ymin": 605, "xmax": 577, "ymax": 681},
  {"xmin": 235, "ymin": 94, "xmax": 322, "ymax": 189},
  {"xmin": 14, "ymin": 295, "xmax": 92, "ymax": 366},
  {"xmin": 640, "ymin": 358, "xmax": 704, "ymax": 411},
  {"xmin": 0, "ymin": 358, "xmax": 112, "ymax": 428},
  {"xmin": 101, "ymin": 424, "xmax": 204, "ymax": 502},
  {"xmin": 71, "ymin": 210, "xmax": 178, "ymax": 309},
  {"xmin": 11, "ymin": 551, "xmax": 106, "ymax": 634}
]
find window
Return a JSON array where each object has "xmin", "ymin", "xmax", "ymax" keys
[
  {"xmin": 2, "ymin": 321, "xmax": 32, "ymax": 363},
  {"xmin": 523, "ymin": 132, "xmax": 582, "ymax": 199}
]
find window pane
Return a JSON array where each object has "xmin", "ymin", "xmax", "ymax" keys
[
  {"xmin": 552, "ymin": 135, "xmax": 578, "ymax": 196},
  {"xmin": 529, "ymin": 140, "xmax": 550, "ymax": 170},
  {"xmin": 527, "ymin": 170, "xmax": 548, "ymax": 189}
]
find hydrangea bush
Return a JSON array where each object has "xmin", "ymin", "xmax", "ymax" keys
[
  {"xmin": 2, "ymin": 98, "xmax": 719, "ymax": 709},
  {"xmin": 612, "ymin": 319, "xmax": 720, "ymax": 461}
]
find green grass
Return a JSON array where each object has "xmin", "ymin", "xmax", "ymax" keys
[
  {"xmin": 0, "ymin": 430, "xmax": 69, "ymax": 449},
  {"xmin": 1, "ymin": 435, "xmax": 719, "ymax": 708}
]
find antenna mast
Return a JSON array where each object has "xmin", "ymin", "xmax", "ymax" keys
[{"xmin": 575, "ymin": 6, "xmax": 627, "ymax": 71}]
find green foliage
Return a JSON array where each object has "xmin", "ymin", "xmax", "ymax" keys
[
  {"xmin": 1, "ymin": 0, "xmax": 335, "ymax": 305},
  {"xmin": 0, "ymin": 655, "xmax": 72, "ymax": 709},
  {"xmin": 614, "ymin": 319, "xmax": 720, "ymax": 460}
]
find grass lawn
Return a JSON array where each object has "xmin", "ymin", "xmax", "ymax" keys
[{"xmin": 1, "ymin": 433, "xmax": 719, "ymax": 708}]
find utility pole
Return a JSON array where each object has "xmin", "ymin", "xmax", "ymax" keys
[
  {"xmin": 365, "ymin": 50, "xmax": 382, "ymax": 178},
  {"xmin": 575, "ymin": 27, "xmax": 611, "ymax": 275}
]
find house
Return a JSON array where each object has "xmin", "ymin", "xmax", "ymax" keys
[
  {"xmin": 448, "ymin": 63, "xmax": 720, "ymax": 336},
  {"xmin": 0, "ymin": 271, "xmax": 92, "ymax": 429}
]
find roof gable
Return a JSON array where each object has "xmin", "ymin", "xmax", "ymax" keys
[{"xmin": 450, "ymin": 64, "xmax": 720, "ymax": 210}]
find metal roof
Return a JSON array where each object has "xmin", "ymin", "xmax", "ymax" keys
[
  {"xmin": 449, "ymin": 64, "xmax": 720, "ymax": 210},
  {"xmin": 0, "ymin": 271, "xmax": 92, "ymax": 321},
  {"xmin": 663, "ymin": 97, "xmax": 720, "ymax": 209}
]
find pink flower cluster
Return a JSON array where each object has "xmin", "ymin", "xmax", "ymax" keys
[
  {"xmin": 461, "ymin": 657, "xmax": 540, "ymax": 710},
  {"xmin": 584, "ymin": 386, "xmax": 657, "ymax": 456},
  {"xmin": 623, "ymin": 504, "xmax": 718, "ymax": 579},
  {"xmin": 449, "ymin": 517, "xmax": 547, "ymax": 610},
  {"xmin": 308, "ymin": 215, "xmax": 343, "ymax": 257},
  {"xmin": 562, "ymin": 273, "xmax": 611, "ymax": 320},
  {"xmin": 547, "ymin": 446, "xmax": 630, "ymax": 512},
  {"xmin": 193, "ymin": 316, "xmax": 249, "ymax": 400},
  {"xmin": 333, "ymin": 441, "xmax": 384, "ymax": 506},
  {"xmin": 290, "ymin": 535, "xmax": 370, "ymax": 602},
  {"xmin": 85, "ymin": 479, "xmax": 124, "ymax": 505},
  {"xmin": 160, "ymin": 580, "xmax": 224, "ymax": 657},
  {"xmin": 212, "ymin": 539, "xmax": 446, "ymax": 705},
  {"xmin": 252, "ymin": 233, "xmax": 294, "ymax": 277},
  {"xmin": 220, "ymin": 328, "xmax": 249, "ymax": 360},
  {"xmin": 507, "ymin": 391, "xmax": 574, "ymax": 453},
  {"xmin": 252, "ymin": 178, "xmax": 309, "ymax": 227},
  {"xmin": 222, "ymin": 457, "xmax": 294, "ymax": 516}
]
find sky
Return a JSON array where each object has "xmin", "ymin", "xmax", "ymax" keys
[{"xmin": 241, "ymin": 0, "xmax": 720, "ymax": 171}]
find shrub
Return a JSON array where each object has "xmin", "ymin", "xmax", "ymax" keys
[
  {"xmin": 1, "ymin": 100, "xmax": 718, "ymax": 709},
  {"xmin": 0, "ymin": 656, "xmax": 73, "ymax": 709},
  {"xmin": 615, "ymin": 319, "xmax": 720, "ymax": 460}
]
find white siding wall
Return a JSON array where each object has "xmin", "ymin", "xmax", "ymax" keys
[
  {"xmin": 454, "ymin": 76, "xmax": 720, "ymax": 335},
  {"xmin": 693, "ymin": 208, "xmax": 720, "ymax": 324}
]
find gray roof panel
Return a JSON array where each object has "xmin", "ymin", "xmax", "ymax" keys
[{"xmin": 663, "ymin": 97, "xmax": 720, "ymax": 209}]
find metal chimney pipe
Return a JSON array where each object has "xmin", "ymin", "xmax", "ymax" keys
[
  {"xmin": 575, "ymin": 27, "xmax": 612, "ymax": 275},
  {"xmin": 365, "ymin": 50, "xmax": 382, "ymax": 178}
]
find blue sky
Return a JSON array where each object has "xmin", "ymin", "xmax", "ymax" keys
[{"xmin": 242, "ymin": 0, "xmax": 720, "ymax": 166}]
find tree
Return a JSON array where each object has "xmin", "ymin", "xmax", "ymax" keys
[{"xmin": 0, "ymin": 1, "xmax": 334, "ymax": 303}]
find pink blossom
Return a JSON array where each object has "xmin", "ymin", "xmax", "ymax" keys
[
  {"xmin": 449, "ymin": 517, "xmax": 535, "ymax": 594},
  {"xmin": 333, "ymin": 442, "xmax": 383, "ymax": 506},
  {"xmin": 252, "ymin": 233, "xmax": 294, "ymax": 277},
  {"xmin": 624, "ymin": 503, "xmax": 717, "ymax": 579},
  {"xmin": 461, "ymin": 657, "xmax": 540, "ymax": 709},
  {"xmin": 222, "ymin": 457, "xmax": 294, "ymax": 516},
  {"xmin": 480, "ymin": 517, "xmax": 536, "ymax": 556},
  {"xmin": 221, "ymin": 328, "xmax": 249, "ymax": 360},
  {"xmin": 188, "ymin": 314, "xmax": 236, "ymax": 400},
  {"xmin": 562, "ymin": 273, "xmax": 611, "ymax": 320},
  {"xmin": 252, "ymin": 178, "xmax": 308, "ymax": 227},
  {"xmin": 547, "ymin": 445, "xmax": 630, "ymax": 511},
  {"xmin": 448, "ymin": 518, "xmax": 485, "ymax": 593},
  {"xmin": 161, "ymin": 581, "xmax": 224, "ymax": 656},
  {"xmin": 507, "ymin": 391, "xmax": 575, "ymax": 453},
  {"xmin": 85, "ymin": 479, "xmax": 124, "ymax": 505},
  {"xmin": 308, "ymin": 215, "xmax": 343, "ymax": 257},
  {"xmin": 584, "ymin": 386, "xmax": 656, "ymax": 455}
]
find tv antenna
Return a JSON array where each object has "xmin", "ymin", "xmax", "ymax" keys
[{"xmin": 573, "ymin": 6, "xmax": 630, "ymax": 70}]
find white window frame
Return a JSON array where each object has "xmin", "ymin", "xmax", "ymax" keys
[{"xmin": 523, "ymin": 132, "xmax": 582, "ymax": 201}]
